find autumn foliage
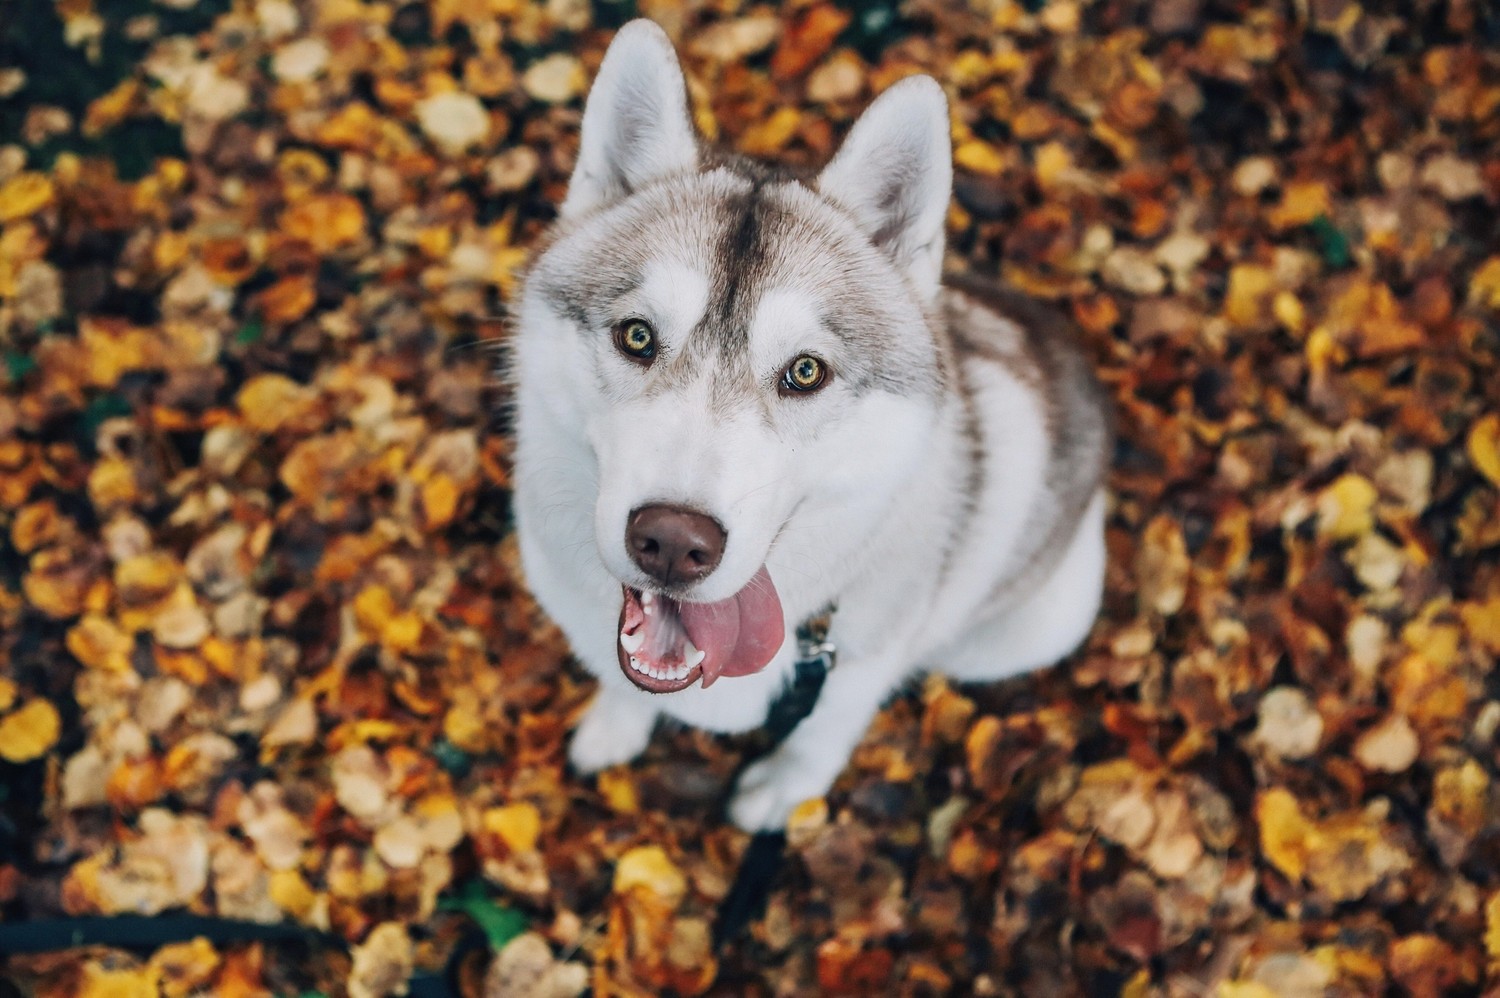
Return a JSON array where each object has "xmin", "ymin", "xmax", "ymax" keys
[{"xmin": 2, "ymin": 0, "xmax": 1500, "ymax": 996}]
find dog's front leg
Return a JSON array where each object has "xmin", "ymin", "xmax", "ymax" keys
[
  {"xmin": 729, "ymin": 655, "xmax": 906, "ymax": 831},
  {"xmin": 568, "ymin": 687, "xmax": 659, "ymax": 774}
]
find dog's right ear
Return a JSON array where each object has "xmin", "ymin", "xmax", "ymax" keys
[{"xmin": 561, "ymin": 20, "xmax": 698, "ymax": 219}]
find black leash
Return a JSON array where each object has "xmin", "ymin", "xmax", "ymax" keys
[{"xmin": 713, "ymin": 608, "xmax": 836, "ymax": 949}]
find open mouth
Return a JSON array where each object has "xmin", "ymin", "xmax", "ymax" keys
[{"xmin": 616, "ymin": 566, "xmax": 786, "ymax": 693}]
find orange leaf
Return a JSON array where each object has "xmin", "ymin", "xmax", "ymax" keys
[
  {"xmin": 771, "ymin": 6, "xmax": 852, "ymax": 80},
  {"xmin": 260, "ymin": 273, "xmax": 317, "ymax": 324},
  {"xmin": 280, "ymin": 193, "xmax": 366, "ymax": 254}
]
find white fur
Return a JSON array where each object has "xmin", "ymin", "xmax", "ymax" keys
[
  {"xmin": 817, "ymin": 76, "xmax": 952, "ymax": 301},
  {"xmin": 512, "ymin": 21, "xmax": 1107, "ymax": 829},
  {"xmin": 561, "ymin": 21, "xmax": 698, "ymax": 218}
]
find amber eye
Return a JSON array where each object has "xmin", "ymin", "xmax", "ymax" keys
[
  {"xmin": 614, "ymin": 319, "xmax": 656, "ymax": 362},
  {"xmin": 781, "ymin": 354, "xmax": 827, "ymax": 394}
]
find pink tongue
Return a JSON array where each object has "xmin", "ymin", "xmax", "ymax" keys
[{"xmin": 679, "ymin": 566, "xmax": 784, "ymax": 687}]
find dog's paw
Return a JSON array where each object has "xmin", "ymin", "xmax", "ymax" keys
[
  {"xmin": 729, "ymin": 751, "xmax": 828, "ymax": 832},
  {"xmin": 567, "ymin": 695, "xmax": 656, "ymax": 774}
]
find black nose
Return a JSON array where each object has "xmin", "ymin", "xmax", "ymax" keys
[{"xmin": 626, "ymin": 505, "xmax": 726, "ymax": 585}]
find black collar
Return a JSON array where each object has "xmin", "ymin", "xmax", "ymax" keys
[{"xmin": 761, "ymin": 605, "xmax": 836, "ymax": 745}]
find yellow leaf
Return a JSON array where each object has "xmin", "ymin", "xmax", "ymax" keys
[
  {"xmin": 1468, "ymin": 413, "xmax": 1500, "ymax": 487},
  {"xmin": 381, "ymin": 610, "xmax": 423, "ymax": 653},
  {"xmin": 150, "ymin": 936, "xmax": 221, "ymax": 998},
  {"xmin": 237, "ymin": 373, "xmax": 314, "ymax": 433},
  {"xmin": 1468, "ymin": 256, "xmax": 1500, "ymax": 309},
  {"xmin": 87, "ymin": 456, "xmax": 140, "ymax": 513},
  {"xmin": 956, "ymin": 139, "xmax": 1007, "ymax": 177},
  {"xmin": 0, "ymin": 698, "xmax": 62, "ymax": 763},
  {"xmin": 1215, "ymin": 984, "xmax": 1279, "ymax": 998},
  {"xmin": 1268, "ymin": 179, "xmax": 1331, "ymax": 230},
  {"xmin": 353, "ymin": 584, "xmax": 397, "ymax": 634},
  {"xmin": 416, "ymin": 225, "xmax": 453, "ymax": 260},
  {"xmin": 1256, "ymin": 787, "xmax": 1314, "ymax": 881},
  {"xmin": 1032, "ymin": 141, "xmax": 1080, "ymax": 189},
  {"xmin": 1460, "ymin": 597, "xmax": 1500, "ymax": 654},
  {"xmin": 490, "ymin": 246, "xmax": 529, "ymax": 298},
  {"xmin": 485, "ymin": 802, "xmax": 541, "ymax": 854},
  {"xmin": 597, "ymin": 768, "xmax": 639, "ymax": 814},
  {"xmin": 1316, "ymin": 473, "xmax": 1379, "ymax": 539},
  {"xmin": 949, "ymin": 49, "xmax": 993, "ymax": 88},
  {"xmin": 152, "ymin": 230, "xmax": 191, "ymax": 273},
  {"xmin": 420, "ymin": 474, "xmax": 460, "ymax": 530},
  {"xmin": 83, "ymin": 79, "xmax": 140, "ymax": 137},
  {"xmin": 1305, "ymin": 326, "xmax": 1346, "ymax": 378},
  {"xmin": 1225, "ymin": 264, "xmax": 1274, "ymax": 327},
  {"xmin": 442, "ymin": 701, "xmax": 487, "ymax": 753},
  {"xmin": 1431, "ymin": 759, "xmax": 1490, "ymax": 837},
  {"xmin": 787, "ymin": 797, "xmax": 829, "ymax": 847},
  {"xmin": 314, "ymin": 101, "xmax": 380, "ymax": 151},
  {"xmin": 79, "ymin": 965, "xmax": 159, "ymax": 998},
  {"xmin": 328, "ymin": 719, "xmax": 405, "ymax": 748},
  {"xmin": 613, "ymin": 844, "xmax": 687, "ymax": 906},
  {"xmin": 1485, "ymin": 892, "xmax": 1500, "ymax": 961},
  {"xmin": 0, "ymin": 678, "xmax": 16, "ymax": 712},
  {"xmin": 269, "ymin": 868, "xmax": 318, "ymax": 918},
  {"xmin": 276, "ymin": 148, "xmax": 331, "ymax": 194},
  {"xmin": 1272, "ymin": 290, "xmax": 1305, "ymax": 333},
  {"xmin": 0, "ymin": 172, "xmax": 55, "ymax": 223},
  {"xmin": 67, "ymin": 614, "xmax": 135, "ymax": 673}
]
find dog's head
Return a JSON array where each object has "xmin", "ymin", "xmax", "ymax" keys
[{"xmin": 517, "ymin": 20, "xmax": 952, "ymax": 693}]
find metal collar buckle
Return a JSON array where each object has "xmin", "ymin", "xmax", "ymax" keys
[{"xmin": 794, "ymin": 604, "xmax": 837, "ymax": 672}]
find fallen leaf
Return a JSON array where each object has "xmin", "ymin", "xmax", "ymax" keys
[
  {"xmin": 613, "ymin": 844, "xmax": 687, "ymax": 907},
  {"xmin": 0, "ymin": 698, "xmax": 61, "ymax": 762}
]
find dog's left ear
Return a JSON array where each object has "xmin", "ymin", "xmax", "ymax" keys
[
  {"xmin": 817, "ymin": 76, "xmax": 952, "ymax": 301},
  {"xmin": 561, "ymin": 20, "xmax": 698, "ymax": 218}
]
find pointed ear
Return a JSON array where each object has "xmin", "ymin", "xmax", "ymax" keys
[
  {"xmin": 817, "ymin": 76, "xmax": 952, "ymax": 299},
  {"xmin": 561, "ymin": 20, "xmax": 698, "ymax": 218}
]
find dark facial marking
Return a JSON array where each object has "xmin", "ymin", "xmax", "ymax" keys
[{"xmin": 712, "ymin": 181, "xmax": 770, "ymax": 344}]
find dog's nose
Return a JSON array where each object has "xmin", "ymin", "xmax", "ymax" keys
[{"xmin": 626, "ymin": 505, "xmax": 725, "ymax": 585}]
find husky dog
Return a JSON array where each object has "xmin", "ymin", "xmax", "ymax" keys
[{"xmin": 511, "ymin": 20, "xmax": 1110, "ymax": 830}]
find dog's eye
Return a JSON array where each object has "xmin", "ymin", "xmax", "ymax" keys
[
  {"xmin": 613, "ymin": 319, "xmax": 656, "ymax": 363},
  {"xmin": 780, "ymin": 355, "xmax": 827, "ymax": 395}
]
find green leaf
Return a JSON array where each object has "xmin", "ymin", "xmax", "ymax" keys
[
  {"xmin": 81, "ymin": 393, "xmax": 133, "ymax": 441},
  {"xmin": 4, "ymin": 350, "xmax": 37, "ymax": 382},
  {"xmin": 234, "ymin": 318, "xmax": 265, "ymax": 346},
  {"xmin": 1309, "ymin": 215, "xmax": 1351, "ymax": 269},
  {"xmin": 438, "ymin": 881, "xmax": 528, "ymax": 950}
]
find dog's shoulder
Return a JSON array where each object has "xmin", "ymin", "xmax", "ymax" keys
[{"xmin": 941, "ymin": 271, "xmax": 1112, "ymax": 480}]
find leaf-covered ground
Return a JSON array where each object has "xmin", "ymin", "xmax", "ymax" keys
[{"xmin": 2, "ymin": 0, "xmax": 1500, "ymax": 995}]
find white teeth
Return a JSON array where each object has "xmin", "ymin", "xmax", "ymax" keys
[
  {"xmin": 641, "ymin": 592, "xmax": 654, "ymax": 606},
  {"xmin": 625, "ymin": 640, "xmax": 694, "ymax": 684}
]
